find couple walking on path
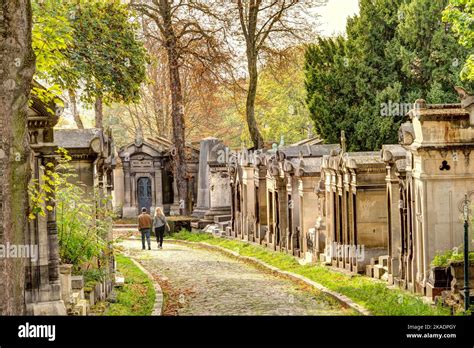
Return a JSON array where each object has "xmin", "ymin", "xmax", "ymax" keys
[{"xmin": 137, "ymin": 207, "xmax": 170, "ymax": 250}]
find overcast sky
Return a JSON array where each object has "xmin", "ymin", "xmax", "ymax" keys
[{"xmin": 318, "ymin": 0, "xmax": 360, "ymax": 37}]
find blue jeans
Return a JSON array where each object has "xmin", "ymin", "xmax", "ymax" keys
[{"xmin": 140, "ymin": 228, "xmax": 151, "ymax": 249}]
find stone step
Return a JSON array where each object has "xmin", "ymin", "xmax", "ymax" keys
[
  {"xmin": 214, "ymin": 215, "xmax": 231, "ymax": 223},
  {"xmin": 114, "ymin": 275, "xmax": 125, "ymax": 287},
  {"xmin": 373, "ymin": 264, "xmax": 388, "ymax": 279},
  {"xmin": 378, "ymin": 255, "xmax": 389, "ymax": 268}
]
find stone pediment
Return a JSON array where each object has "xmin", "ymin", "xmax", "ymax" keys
[
  {"xmin": 119, "ymin": 139, "xmax": 167, "ymax": 160},
  {"xmin": 119, "ymin": 136, "xmax": 200, "ymax": 162}
]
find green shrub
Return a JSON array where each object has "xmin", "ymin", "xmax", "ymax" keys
[
  {"xmin": 29, "ymin": 148, "xmax": 114, "ymax": 271},
  {"xmin": 432, "ymin": 248, "xmax": 474, "ymax": 267}
]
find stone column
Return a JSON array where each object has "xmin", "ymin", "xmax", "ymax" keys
[
  {"xmin": 192, "ymin": 137, "xmax": 220, "ymax": 218},
  {"xmin": 131, "ymin": 173, "xmax": 136, "ymax": 208},
  {"xmin": 154, "ymin": 160, "xmax": 163, "ymax": 207},
  {"xmin": 387, "ymin": 167, "xmax": 401, "ymax": 282},
  {"xmin": 123, "ymin": 162, "xmax": 131, "ymax": 206},
  {"xmin": 202, "ymin": 143, "xmax": 231, "ymax": 223},
  {"xmin": 257, "ymin": 166, "xmax": 268, "ymax": 240},
  {"xmin": 242, "ymin": 165, "xmax": 255, "ymax": 241},
  {"xmin": 276, "ymin": 177, "xmax": 288, "ymax": 250},
  {"xmin": 298, "ymin": 177, "xmax": 318, "ymax": 255},
  {"xmin": 45, "ymin": 158, "xmax": 60, "ymax": 292},
  {"xmin": 122, "ymin": 162, "xmax": 137, "ymax": 218}
]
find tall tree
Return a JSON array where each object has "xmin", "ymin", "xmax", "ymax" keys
[
  {"xmin": 443, "ymin": 0, "xmax": 474, "ymax": 83},
  {"xmin": 305, "ymin": 0, "xmax": 471, "ymax": 151},
  {"xmin": 32, "ymin": 0, "xmax": 77, "ymax": 124},
  {"xmin": 32, "ymin": 0, "xmax": 148, "ymax": 129},
  {"xmin": 0, "ymin": 0, "xmax": 36, "ymax": 315},
  {"xmin": 233, "ymin": 0, "xmax": 321, "ymax": 149},
  {"xmin": 394, "ymin": 0, "xmax": 471, "ymax": 102},
  {"xmin": 305, "ymin": 36, "xmax": 357, "ymax": 146},
  {"xmin": 67, "ymin": 0, "xmax": 148, "ymax": 129},
  {"xmin": 132, "ymin": 0, "xmax": 228, "ymax": 215}
]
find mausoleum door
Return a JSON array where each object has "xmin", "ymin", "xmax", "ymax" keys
[{"xmin": 138, "ymin": 177, "xmax": 152, "ymax": 212}]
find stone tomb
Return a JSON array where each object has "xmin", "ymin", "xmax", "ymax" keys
[{"xmin": 115, "ymin": 136, "xmax": 199, "ymax": 218}]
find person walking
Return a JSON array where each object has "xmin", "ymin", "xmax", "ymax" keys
[
  {"xmin": 138, "ymin": 207, "xmax": 152, "ymax": 250},
  {"xmin": 153, "ymin": 207, "xmax": 170, "ymax": 249}
]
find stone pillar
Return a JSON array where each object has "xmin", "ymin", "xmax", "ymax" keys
[
  {"xmin": 26, "ymin": 154, "xmax": 66, "ymax": 315},
  {"xmin": 242, "ymin": 165, "xmax": 255, "ymax": 241},
  {"xmin": 290, "ymin": 176, "xmax": 300, "ymax": 253},
  {"xmin": 45, "ymin": 158, "xmax": 61, "ymax": 297},
  {"xmin": 124, "ymin": 163, "xmax": 130, "ymax": 206},
  {"xmin": 192, "ymin": 137, "xmax": 220, "ymax": 218},
  {"xmin": 112, "ymin": 161, "xmax": 124, "ymax": 214},
  {"xmin": 169, "ymin": 177, "xmax": 180, "ymax": 215},
  {"xmin": 131, "ymin": 173, "xmax": 137, "ymax": 208},
  {"xmin": 59, "ymin": 264, "xmax": 73, "ymax": 306},
  {"xmin": 154, "ymin": 160, "xmax": 163, "ymax": 207},
  {"xmin": 122, "ymin": 161, "xmax": 136, "ymax": 218},
  {"xmin": 276, "ymin": 177, "xmax": 288, "ymax": 250},
  {"xmin": 202, "ymin": 143, "xmax": 231, "ymax": 223},
  {"xmin": 299, "ymin": 177, "xmax": 318, "ymax": 256},
  {"xmin": 256, "ymin": 165, "xmax": 268, "ymax": 237}
]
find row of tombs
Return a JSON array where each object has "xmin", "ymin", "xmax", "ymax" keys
[
  {"xmin": 23, "ymin": 84, "xmax": 474, "ymax": 314},
  {"xmin": 16, "ymin": 83, "xmax": 116, "ymax": 315},
  {"xmin": 190, "ymin": 90, "xmax": 474, "ymax": 305}
]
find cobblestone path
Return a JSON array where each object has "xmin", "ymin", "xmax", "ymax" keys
[{"xmin": 118, "ymin": 239, "xmax": 354, "ymax": 316}]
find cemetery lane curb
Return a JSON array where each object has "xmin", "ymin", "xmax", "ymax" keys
[
  {"xmin": 129, "ymin": 258, "xmax": 163, "ymax": 316},
  {"xmin": 168, "ymin": 239, "xmax": 371, "ymax": 316}
]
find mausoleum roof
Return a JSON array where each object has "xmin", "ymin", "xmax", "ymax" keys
[
  {"xmin": 55, "ymin": 128, "xmax": 102, "ymax": 149},
  {"xmin": 279, "ymin": 144, "xmax": 339, "ymax": 158}
]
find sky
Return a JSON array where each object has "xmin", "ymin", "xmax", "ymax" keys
[{"xmin": 317, "ymin": 0, "xmax": 360, "ymax": 37}]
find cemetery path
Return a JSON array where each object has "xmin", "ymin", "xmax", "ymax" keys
[{"xmin": 118, "ymin": 238, "xmax": 353, "ymax": 316}]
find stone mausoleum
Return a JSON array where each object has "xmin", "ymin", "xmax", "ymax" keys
[{"xmin": 114, "ymin": 135, "xmax": 199, "ymax": 218}]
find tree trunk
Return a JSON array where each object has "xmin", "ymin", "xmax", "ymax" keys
[
  {"xmin": 246, "ymin": 53, "xmax": 264, "ymax": 149},
  {"xmin": 162, "ymin": 1, "xmax": 188, "ymax": 215},
  {"xmin": 94, "ymin": 95, "xmax": 103, "ymax": 129},
  {"xmin": 0, "ymin": 0, "xmax": 36, "ymax": 315},
  {"xmin": 68, "ymin": 89, "xmax": 84, "ymax": 129}
]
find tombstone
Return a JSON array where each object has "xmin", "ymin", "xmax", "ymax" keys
[
  {"xmin": 192, "ymin": 137, "xmax": 220, "ymax": 218},
  {"xmin": 201, "ymin": 142, "xmax": 232, "ymax": 226}
]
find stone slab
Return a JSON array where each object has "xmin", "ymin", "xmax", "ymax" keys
[
  {"xmin": 29, "ymin": 300, "xmax": 67, "ymax": 316},
  {"xmin": 71, "ymin": 275, "xmax": 84, "ymax": 290}
]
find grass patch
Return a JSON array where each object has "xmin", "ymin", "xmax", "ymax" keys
[
  {"xmin": 169, "ymin": 230, "xmax": 451, "ymax": 316},
  {"xmin": 105, "ymin": 254, "xmax": 155, "ymax": 316}
]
